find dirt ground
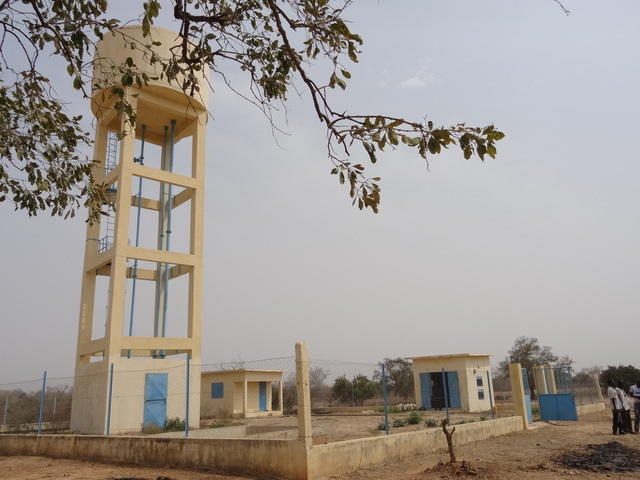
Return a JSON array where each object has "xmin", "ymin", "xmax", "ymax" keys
[
  {"xmin": 335, "ymin": 410, "xmax": 640, "ymax": 480},
  {"xmin": 2, "ymin": 411, "xmax": 640, "ymax": 479},
  {"xmin": 161, "ymin": 410, "xmax": 492, "ymax": 443}
]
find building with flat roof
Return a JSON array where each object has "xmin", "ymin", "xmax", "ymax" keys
[
  {"xmin": 200, "ymin": 370, "xmax": 284, "ymax": 418},
  {"xmin": 409, "ymin": 354, "xmax": 494, "ymax": 413}
]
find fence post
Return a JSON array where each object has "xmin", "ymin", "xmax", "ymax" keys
[
  {"xmin": 381, "ymin": 362, "xmax": 390, "ymax": 435},
  {"xmin": 441, "ymin": 368, "xmax": 449, "ymax": 424},
  {"xmin": 593, "ymin": 374, "xmax": 604, "ymax": 403},
  {"xmin": 3, "ymin": 396, "xmax": 8, "ymax": 425},
  {"xmin": 508, "ymin": 363, "xmax": 529, "ymax": 430},
  {"xmin": 37, "ymin": 371, "xmax": 47, "ymax": 434},
  {"xmin": 295, "ymin": 342, "xmax": 312, "ymax": 449},
  {"xmin": 486, "ymin": 370, "xmax": 495, "ymax": 419},
  {"xmin": 185, "ymin": 354, "xmax": 190, "ymax": 438},
  {"xmin": 105, "ymin": 363, "xmax": 114, "ymax": 436}
]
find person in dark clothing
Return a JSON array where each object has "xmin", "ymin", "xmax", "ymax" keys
[
  {"xmin": 630, "ymin": 380, "xmax": 640, "ymax": 433},
  {"xmin": 607, "ymin": 379, "xmax": 623, "ymax": 434},
  {"xmin": 617, "ymin": 381, "xmax": 634, "ymax": 434}
]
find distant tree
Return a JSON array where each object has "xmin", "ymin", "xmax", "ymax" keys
[
  {"xmin": 331, "ymin": 374, "xmax": 378, "ymax": 406},
  {"xmin": 0, "ymin": 386, "xmax": 72, "ymax": 429},
  {"xmin": 600, "ymin": 365, "xmax": 640, "ymax": 389},
  {"xmin": 281, "ymin": 373, "xmax": 297, "ymax": 410},
  {"xmin": 309, "ymin": 366, "xmax": 331, "ymax": 406},
  {"xmin": 572, "ymin": 366, "xmax": 602, "ymax": 393},
  {"xmin": 350, "ymin": 374, "xmax": 378, "ymax": 406},
  {"xmin": 309, "ymin": 366, "xmax": 329, "ymax": 396},
  {"xmin": 556, "ymin": 355, "xmax": 575, "ymax": 368},
  {"xmin": 331, "ymin": 375, "xmax": 352, "ymax": 405},
  {"xmin": 374, "ymin": 358, "xmax": 414, "ymax": 402},
  {"xmin": 498, "ymin": 336, "xmax": 573, "ymax": 395}
]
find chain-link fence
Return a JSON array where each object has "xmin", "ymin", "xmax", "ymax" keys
[
  {"xmin": 1, "ymin": 353, "xmax": 606, "ymax": 441},
  {"xmin": 532, "ymin": 366, "xmax": 601, "ymax": 406},
  {"xmin": 305, "ymin": 358, "xmax": 503, "ymax": 443},
  {"xmin": 0, "ymin": 354, "xmax": 297, "ymax": 439}
]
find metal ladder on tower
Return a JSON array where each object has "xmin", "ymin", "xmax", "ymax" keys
[{"xmin": 98, "ymin": 132, "xmax": 119, "ymax": 253}]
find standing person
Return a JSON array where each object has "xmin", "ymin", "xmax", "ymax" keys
[
  {"xmin": 608, "ymin": 379, "xmax": 623, "ymax": 434},
  {"xmin": 630, "ymin": 380, "xmax": 640, "ymax": 433},
  {"xmin": 618, "ymin": 381, "xmax": 634, "ymax": 434}
]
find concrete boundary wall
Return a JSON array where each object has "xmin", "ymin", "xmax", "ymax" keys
[
  {"xmin": 0, "ymin": 434, "xmax": 308, "ymax": 480},
  {"xmin": 308, "ymin": 416, "xmax": 524, "ymax": 479},
  {"xmin": 0, "ymin": 416, "xmax": 523, "ymax": 479},
  {"xmin": 577, "ymin": 402, "xmax": 605, "ymax": 416}
]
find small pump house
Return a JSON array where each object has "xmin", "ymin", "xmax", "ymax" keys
[
  {"xmin": 200, "ymin": 369, "xmax": 284, "ymax": 418},
  {"xmin": 410, "ymin": 354, "xmax": 494, "ymax": 413}
]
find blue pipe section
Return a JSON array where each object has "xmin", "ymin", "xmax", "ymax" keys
[
  {"xmin": 161, "ymin": 120, "xmax": 176, "ymax": 339},
  {"xmin": 127, "ymin": 125, "xmax": 146, "ymax": 352}
]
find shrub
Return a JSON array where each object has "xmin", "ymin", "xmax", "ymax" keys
[
  {"xmin": 392, "ymin": 418, "xmax": 407, "ymax": 428},
  {"xmin": 479, "ymin": 416, "xmax": 487, "ymax": 421},
  {"xmin": 407, "ymin": 411, "xmax": 422, "ymax": 425},
  {"xmin": 164, "ymin": 417, "xmax": 186, "ymax": 432},
  {"xmin": 424, "ymin": 418, "xmax": 438, "ymax": 428},
  {"xmin": 377, "ymin": 422, "xmax": 386, "ymax": 431}
]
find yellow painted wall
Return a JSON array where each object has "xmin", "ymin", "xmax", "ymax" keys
[
  {"xmin": 70, "ymin": 362, "xmax": 109, "ymax": 434},
  {"xmin": 71, "ymin": 357, "xmax": 200, "ymax": 434},
  {"xmin": 200, "ymin": 371, "xmax": 282, "ymax": 418},
  {"xmin": 412, "ymin": 356, "xmax": 493, "ymax": 413},
  {"xmin": 200, "ymin": 372, "xmax": 241, "ymax": 418}
]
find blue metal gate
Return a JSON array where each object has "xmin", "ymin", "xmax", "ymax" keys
[
  {"xmin": 143, "ymin": 373, "xmax": 168, "ymax": 428},
  {"xmin": 538, "ymin": 394, "xmax": 578, "ymax": 421},
  {"xmin": 536, "ymin": 366, "xmax": 578, "ymax": 421}
]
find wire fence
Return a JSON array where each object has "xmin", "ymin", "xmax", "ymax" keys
[
  {"xmin": 531, "ymin": 366, "xmax": 602, "ymax": 406},
  {"xmin": 0, "ymin": 355, "xmax": 297, "ymax": 438},
  {"xmin": 0, "ymin": 357, "xmax": 605, "ymax": 440}
]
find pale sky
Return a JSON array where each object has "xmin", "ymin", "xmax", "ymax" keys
[{"xmin": 2, "ymin": 0, "xmax": 639, "ymax": 384}]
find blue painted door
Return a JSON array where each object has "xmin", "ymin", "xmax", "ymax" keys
[
  {"xmin": 419, "ymin": 373, "xmax": 432, "ymax": 408},
  {"xmin": 143, "ymin": 373, "xmax": 168, "ymax": 428},
  {"xmin": 446, "ymin": 371, "xmax": 461, "ymax": 408},
  {"xmin": 539, "ymin": 394, "xmax": 578, "ymax": 421},
  {"xmin": 259, "ymin": 382, "xmax": 267, "ymax": 411}
]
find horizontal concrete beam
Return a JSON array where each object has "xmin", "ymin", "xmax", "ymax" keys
[
  {"xmin": 131, "ymin": 195, "xmax": 160, "ymax": 211},
  {"xmin": 125, "ymin": 246, "xmax": 196, "ymax": 266},
  {"xmin": 78, "ymin": 338, "xmax": 106, "ymax": 357},
  {"xmin": 130, "ymin": 163, "xmax": 196, "ymax": 190},
  {"xmin": 85, "ymin": 250, "xmax": 113, "ymax": 273},
  {"xmin": 117, "ymin": 336, "xmax": 195, "ymax": 351},
  {"xmin": 172, "ymin": 188, "xmax": 192, "ymax": 209}
]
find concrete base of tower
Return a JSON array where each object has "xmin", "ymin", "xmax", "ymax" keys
[{"xmin": 70, "ymin": 356, "xmax": 200, "ymax": 435}]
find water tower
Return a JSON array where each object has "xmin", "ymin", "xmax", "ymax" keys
[{"xmin": 70, "ymin": 26, "xmax": 208, "ymax": 434}]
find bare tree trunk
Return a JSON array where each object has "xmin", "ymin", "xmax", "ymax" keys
[{"xmin": 441, "ymin": 419, "xmax": 457, "ymax": 463}]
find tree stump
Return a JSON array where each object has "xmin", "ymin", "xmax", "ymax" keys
[{"xmin": 441, "ymin": 419, "xmax": 457, "ymax": 463}]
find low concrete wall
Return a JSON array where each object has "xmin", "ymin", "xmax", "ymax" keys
[
  {"xmin": 577, "ymin": 402, "xmax": 605, "ymax": 415},
  {"xmin": 0, "ymin": 417, "xmax": 524, "ymax": 479},
  {"xmin": 308, "ymin": 416, "xmax": 524, "ymax": 479},
  {"xmin": 0, "ymin": 434, "xmax": 307, "ymax": 480}
]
